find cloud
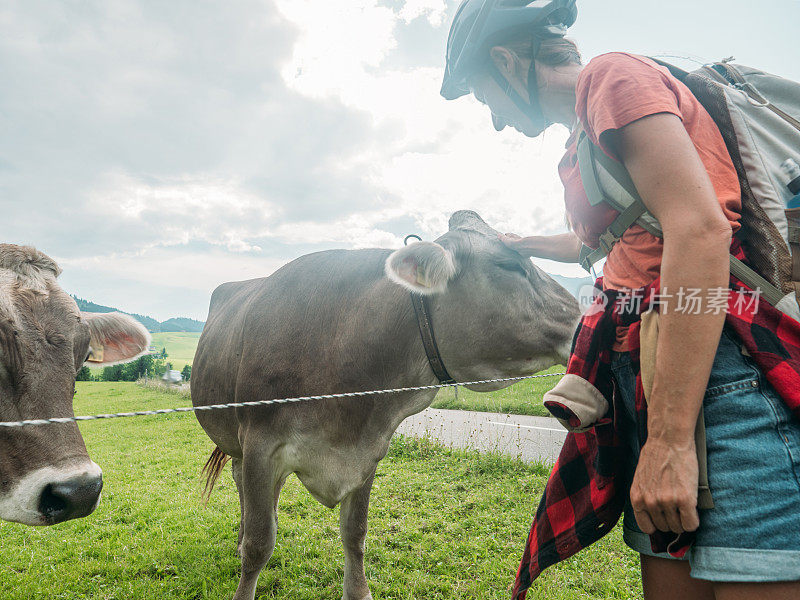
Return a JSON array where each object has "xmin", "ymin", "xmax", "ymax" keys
[
  {"xmin": 273, "ymin": 0, "xmax": 573, "ymax": 241},
  {"xmin": 397, "ymin": 0, "xmax": 448, "ymax": 26},
  {"xmin": 57, "ymin": 243, "xmax": 289, "ymax": 321},
  {"xmin": 2, "ymin": 0, "xmax": 584, "ymax": 321},
  {"xmin": 86, "ymin": 172, "xmax": 278, "ymax": 252}
]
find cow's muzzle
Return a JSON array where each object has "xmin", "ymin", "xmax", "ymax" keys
[
  {"xmin": 39, "ymin": 471, "xmax": 103, "ymax": 525},
  {"xmin": 0, "ymin": 461, "xmax": 103, "ymax": 526}
]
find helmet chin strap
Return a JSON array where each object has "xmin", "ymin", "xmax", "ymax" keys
[{"xmin": 486, "ymin": 37, "xmax": 550, "ymax": 132}]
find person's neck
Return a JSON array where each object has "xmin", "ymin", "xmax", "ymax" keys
[{"xmin": 543, "ymin": 92, "xmax": 578, "ymax": 129}]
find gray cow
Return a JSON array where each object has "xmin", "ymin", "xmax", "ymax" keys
[
  {"xmin": 0, "ymin": 244, "xmax": 151, "ymax": 526},
  {"xmin": 192, "ymin": 211, "xmax": 581, "ymax": 600}
]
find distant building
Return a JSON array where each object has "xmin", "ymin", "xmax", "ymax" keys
[{"xmin": 162, "ymin": 369, "xmax": 183, "ymax": 384}]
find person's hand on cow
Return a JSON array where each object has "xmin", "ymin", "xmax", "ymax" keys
[
  {"xmin": 498, "ymin": 231, "xmax": 582, "ymax": 263},
  {"xmin": 497, "ymin": 232, "xmax": 529, "ymax": 253}
]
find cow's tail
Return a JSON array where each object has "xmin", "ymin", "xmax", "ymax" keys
[{"xmin": 201, "ymin": 446, "xmax": 231, "ymax": 503}]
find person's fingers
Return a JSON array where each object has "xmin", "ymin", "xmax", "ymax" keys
[
  {"xmin": 663, "ymin": 506, "xmax": 684, "ymax": 534},
  {"xmin": 631, "ymin": 487, "xmax": 667, "ymax": 533},
  {"xmin": 678, "ymin": 502, "xmax": 700, "ymax": 532},
  {"xmin": 498, "ymin": 233, "xmax": 522, "ymax": 243},
  {"xmin": 633, "ymin": 509, "xmax": 656, "ymax": 535},
  {"xmin": 647, "ymin": 508, "xmax": 670, "ymax": 531}
]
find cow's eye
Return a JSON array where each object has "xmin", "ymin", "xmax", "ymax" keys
[{"xmin": 46, "ymin": 333, "xmax": 68, "ymax": 347}]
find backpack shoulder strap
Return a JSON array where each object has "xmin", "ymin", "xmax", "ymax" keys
[
  {"xmin": 574, "ymin": 125, "xmax": 788, "ymax": 308},
  {"xmin": 578, "ymin": 200, "xmax": 650, "ymax": 273},
  {"xmin": 576, "ymin": 131, "xmax": 642, "ymax": 208},
  {"xmin": 575, "ymin": 130, "xmax": 661, "ymax": 272}
]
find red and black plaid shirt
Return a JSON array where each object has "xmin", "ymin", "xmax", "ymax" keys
[{"xmin": 512, "ymin": 240, "xmax": 800, "ymax": 599}]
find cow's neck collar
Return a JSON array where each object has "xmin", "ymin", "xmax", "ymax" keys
[{"xmin": 409, "ymin": 292, "xmax": 456, "ymax": 385}]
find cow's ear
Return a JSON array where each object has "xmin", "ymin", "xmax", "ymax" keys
[
  {"xmin": 385, "ymin": 241, "xmax": 456, "ymax": 295},
  {"xmin": 81, "ymin": 312, "xmax": 151, "ymax": 365}
]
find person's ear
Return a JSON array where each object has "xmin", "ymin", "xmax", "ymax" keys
[{"xmin": 490, "ymin": 46, "xmax": 517, "ymax": 78}]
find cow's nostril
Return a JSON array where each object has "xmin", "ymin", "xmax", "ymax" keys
[
  {"xmin": 39, "ymin": 483, "xmax": 68, "ymax": 518},
  {"xmin": 38, "ymin": 474, "xmax": 103, "ymax": 524}
]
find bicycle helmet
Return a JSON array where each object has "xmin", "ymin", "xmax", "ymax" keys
[{"xmin": 441, "ymin": 0, "xmax": 577, "ymax": 129}]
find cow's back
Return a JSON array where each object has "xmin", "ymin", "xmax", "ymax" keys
[{"xmin": 190, "ymin": 249, "xmax": 412, "ymax": 459}]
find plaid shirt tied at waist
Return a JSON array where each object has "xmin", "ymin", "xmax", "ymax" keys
[{"xmin": 512, "ymin": 241, "xmax": 800, "ymax": 599}]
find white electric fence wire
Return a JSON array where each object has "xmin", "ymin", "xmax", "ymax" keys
[{"xmin": 0, "ymin": 372, "xmax": 566, "ymax": 428}]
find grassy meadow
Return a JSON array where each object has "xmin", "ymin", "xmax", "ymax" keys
[
  {"xmin": 0, "ymin": 382, "xmax": 640, "ymax": 599},
  {"xmin": 149, "ymin": 332, "xmax": 202, "ymax": 371}
]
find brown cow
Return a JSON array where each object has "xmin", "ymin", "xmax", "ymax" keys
[
  {"xmin": 192, "ymin": 211, "xmax": 581, "ymax": 600},
  {"xmin": 0, "ymin": 245, "xmax": 150, "ymax": 526}
]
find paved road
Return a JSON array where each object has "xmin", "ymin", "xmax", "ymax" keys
[{"xmin": 395, "ymin": 408, "xmax": 567, "ymax": 464}]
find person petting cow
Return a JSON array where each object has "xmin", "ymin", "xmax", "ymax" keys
[{"xmin": 441, "ymin": 1, "xmax": 800, "ymax": 599}]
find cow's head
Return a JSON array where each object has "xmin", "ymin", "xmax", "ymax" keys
[
  {"xmin": 385, "ymin": 211, "xmax": 581, "ymax": 389},
  {"xmin": 0, "ymin": 244, "xmax": 150, "ymax": 525}
]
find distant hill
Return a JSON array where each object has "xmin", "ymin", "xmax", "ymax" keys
[
  {"xmin": 72, "ymin": 296, "xmax": 204, "ymax": 333},
  {"xmin": 160, "ymin": 317, "xmax": 205, "ymax": 333}
]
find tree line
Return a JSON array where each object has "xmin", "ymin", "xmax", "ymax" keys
[{"xmin": 77, "ymin": 352, "xmax": 192, "ymax": 382}]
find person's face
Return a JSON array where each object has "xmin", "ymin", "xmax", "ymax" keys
[
  {"xmin": 467, "ymin": 50, "xmax": 546, "ymax": 138},
  {"xmin": 468, "ymin": 69, "xmax": 545, "ymax": 137}
]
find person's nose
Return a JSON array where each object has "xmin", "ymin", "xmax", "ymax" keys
[{"xmin": 491, "ymin": 112, "xmax": 506, "ymax": 132}]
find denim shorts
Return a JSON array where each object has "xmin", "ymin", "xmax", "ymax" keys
[{"xmin": 610, "ymin": 325, "xmax": 800, "ymax": 582}]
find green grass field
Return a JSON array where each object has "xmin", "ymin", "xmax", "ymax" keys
[
  {"xmin": 431, "ymin": 365, "xmax": 565, "ymax": 418},
  {"xmin": 149, "ymin": 332, "xmax": 202, "ymax": 371},
  {"xmin": 0, "ymin": 382, "xmax": 640, "ymax": 599}
]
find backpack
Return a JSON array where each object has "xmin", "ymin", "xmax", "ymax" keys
[{"xmin": 576, "ymin": 59, "xmax": 800, "ymax": 319}]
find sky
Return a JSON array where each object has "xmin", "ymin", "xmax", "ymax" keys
[{"xmin": 1, "ymin": 0, "xmax": 798, "ymax": 320}]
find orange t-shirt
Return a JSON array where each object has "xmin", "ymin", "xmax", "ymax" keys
[{"xmin": 558, "ymin": 53, "xmax": 742, "ymax": 350}]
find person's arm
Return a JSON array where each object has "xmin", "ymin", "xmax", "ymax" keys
[
  {"xmin": 607, "ymin": 112, "xmax": 732, "ymax": 535},
  {"xmin": 498, "ymin": 232, "xmax": 582, "ymax": 263}
]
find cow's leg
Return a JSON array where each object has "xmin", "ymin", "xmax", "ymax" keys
[
  {"xmin": 232, "ymin": 448, "xmax": 280, "ymax": 600},
  {"xmin": 339, "ymin": 469, "xmax": 376, "ymax": 600},
  {"xmin": 231, "ymin": 457, "xmax": 244, "ymax": 555}
]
